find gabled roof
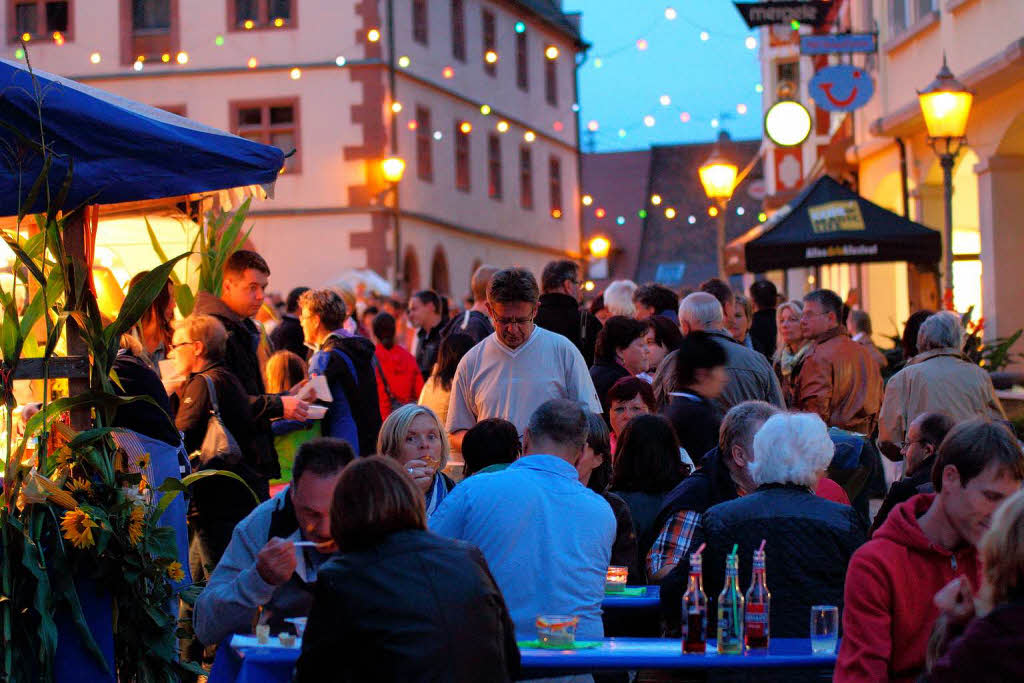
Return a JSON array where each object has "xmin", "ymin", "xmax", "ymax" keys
[
  {"xmin": 514, "ymin": 1, "xmax": 587, "ymax": 47},
  {"xmin": 632, "ymin": 138, "xmax": 763, "ymax": 286}
]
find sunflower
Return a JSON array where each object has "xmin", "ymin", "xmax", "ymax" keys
[
  {"xmin": 54, "ymin": 447, "xmax": 72, "ymax": 468},
  {"xmin": 136, "ymin": 453, "xmax": 151, "ymax": 471},
  {"xmin": 61, "ymin": 508, "xmax": 98, "ymax": 549},
  {"xmin": 66, "ymin": 477, "xmax": 91, "ymax": 495},
  {"xmin": 127, "ymin": 505, "xmax": 146, "ymax": 546},
  {"xmin": 166, "ymin": 561, "xmax": 185, "ymax": 582}
]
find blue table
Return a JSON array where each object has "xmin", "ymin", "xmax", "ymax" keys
[
  {"xmin": 602, "ymin": 584, "xmax": 660, "ymax": 610},
  {"xmin": 208, "ymin": 635, "xmax": 836, "ymax": 681},
  {"xmin": 520, "ymin": 637, "xmax": 837, "ymax": 673}
]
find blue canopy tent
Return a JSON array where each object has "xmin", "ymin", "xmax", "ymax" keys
[
  {"xmin": 0, "ymin": 57, "xmax": 284, "ymax": 215},
  {"xmin": 0, "ymin": 58, "xmax": 284, "ymax": 681}
]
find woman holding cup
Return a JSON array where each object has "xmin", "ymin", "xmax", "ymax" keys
[{"xmin": 377, "ymin": 404, "xmax": 455, "ymax": 517}]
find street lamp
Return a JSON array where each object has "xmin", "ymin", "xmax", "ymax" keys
[
  {"xmin": 918, "ymin": 55, "xmax": 973, "ymax": 309},
  {"xmin": 379, "ymin": 156, "xmax": 406, "ymax": 291},
  {"xmin": 381, "ymin": 156, "xmax": 406, "ymax": 183},
  {"xmin": 588, "ymin": 235, "xmax": 611, "ymax": 259},
  {"xmin": 698, "ymin": 138, "xmax": 739, "ymax": 279}
]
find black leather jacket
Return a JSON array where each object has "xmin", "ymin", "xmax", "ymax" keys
[{"xmin": 296, "ymin": 530, "xmax": 520, "ymax": 682}]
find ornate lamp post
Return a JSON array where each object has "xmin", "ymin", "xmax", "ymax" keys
[
  {"xmin": 380, "ymin": 156, "xmax": 406, "ymax": 291},
  {"xmin": 698, "ymin": 142, "xmax": 739, "ymax": 279},
  {"xmin": 918, "ymin": 56, "xmax": 973, "ymax": 309}
]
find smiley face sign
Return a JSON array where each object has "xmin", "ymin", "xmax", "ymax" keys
[{"xmin": 809, "ymin": 65, "xmax": 875, "ymax": 112}]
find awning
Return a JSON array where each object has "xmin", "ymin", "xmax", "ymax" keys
[
  {"xmin": 739, "ymin": 175, "xmax": 940, "ymax": 273},
  {"xmin": 0, "ymin": 58, "xmax": 284, "ymax": 216}
]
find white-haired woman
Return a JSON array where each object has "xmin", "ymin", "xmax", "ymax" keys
[
  {"xmin": 603, "ymin": 280, "xmax": 638, "ymax": 318},
  {"xmin": 772, "ymin": 299, "xmax": 810, "ymax": 407},
  {"xmin": 377, "ymin": 403, "xmax": 455, "ymax": 516},
  {"xmin": 692, "ymin": 412, "xmax": 866, "ymax": 638}
]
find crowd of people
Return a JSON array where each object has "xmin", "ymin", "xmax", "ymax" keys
[{"xmin": 111, "ymin": 249, "xmax": 1024, "ymax": 682}]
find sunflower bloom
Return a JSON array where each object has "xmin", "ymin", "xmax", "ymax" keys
[
  {"xmin": 61, "ymin": 509, "xmax": 98, "ymax": 549},
  {"xmin": 67, "ymin": 477, "xmax": 91, "ymax": 495},
  {"xmin": 54, "ymin": 447, "xmax": 72, "ymax": 468},
  {"xmin": 127, "ymin": 505, "xmax": 146, "ymax": 546},
  {"xmin": 166, "ymin": 561, "xmax": 185, "ymax": 582},
  {"xmin": 136, "ymin": 453, "xmax": 151, "ymax": 470}
]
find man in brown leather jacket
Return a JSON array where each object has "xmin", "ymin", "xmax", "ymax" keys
[{"xmin": 792, "ymin": 289, "xmax": 883, "ymax": 434}]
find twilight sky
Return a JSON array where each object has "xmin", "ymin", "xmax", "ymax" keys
[{"xmin": 563, "ymin": 1, "xmax": 764, "ymax": 151}]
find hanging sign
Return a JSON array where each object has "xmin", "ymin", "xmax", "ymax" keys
[
  {"xmin": 800, "ymin": 33, "xmax": 877, "ymax": 55},
  {"xmin": 809, "ymin": 65, "xmax": 875, "ymax": 112},
  {"xmin": 808, "ymin": 200, "xmax": 866, "ymax": 234},
  {"xmin": 733, "ymin": 1, "xmax": 833, "ymax": 29}
]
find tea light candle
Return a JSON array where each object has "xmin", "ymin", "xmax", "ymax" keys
[{"xmin": 605, "ymin": 565, "xmax": 628, "ymax": 592}]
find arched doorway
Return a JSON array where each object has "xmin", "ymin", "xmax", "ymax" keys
[
  {"xmin": 403, "ymin": 246, "xmax": 420, "ymax": 296},
  {"xmin": 430, "ymin": 245, "xmax": 450, "ymax": 296}
]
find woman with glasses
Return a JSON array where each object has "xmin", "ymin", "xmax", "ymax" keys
[
  {"xmin": 772, "ymin": 300, "xmax": 811, "ymax": 407},
  {"xmin": 377, "ymin": 404, "xmax": 455, "ymax": 517},
  {"xmin": 171, "ymin": 315, "xmax": 268, "ymax": 618}
]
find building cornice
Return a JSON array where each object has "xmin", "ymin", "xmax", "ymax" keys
[
  {"xmin": 870, "ymin": 37, "xmax": 1024, "ymax": 138},
  {"xmin": 247, "ymin": 205, "xmax": 578, "ymax": 258},
  {"xmin": 68, "ymin": 58, "xmax": 579, "ymax": 154}
]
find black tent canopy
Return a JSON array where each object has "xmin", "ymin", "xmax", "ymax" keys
[{"xmin": 743, "ymin": 175, "xmax": 941, "ymax": 273}]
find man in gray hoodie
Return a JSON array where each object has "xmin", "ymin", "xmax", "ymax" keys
[{"xmin": 193, "ymin": 438, "xmax": 354, "ymax": 646}]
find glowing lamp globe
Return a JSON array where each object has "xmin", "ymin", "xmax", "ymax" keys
[
  {"xmin": 764, "ymin": 100, "xmax": 811, "ymax": 147},
  {"xmin": 381, "ymin": 157, "xmax": 406, "ymax": 184},
  {"xmin": 588, "ymin": 236, "xmax": 611, "ymax": 259},
  {"xmin": 918, "ymin": 58, "xmax": 973, "ymax": 140},
  {"xmin": 698, "ymin": 155, "xmax": 739, "ymax": 202}
]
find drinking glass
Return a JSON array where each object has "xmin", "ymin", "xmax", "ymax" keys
[
  {"xmin": 810, "ymin": 605, "xmax": 839, "ymax": 654},
  {"xmin": 536, "ymin": 615, "xmax": 579, "ymax": 648}
]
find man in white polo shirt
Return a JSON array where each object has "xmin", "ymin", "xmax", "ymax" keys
[{"xmin": 447, "ymin": 267, "xmax": 601, "ymax": 450}]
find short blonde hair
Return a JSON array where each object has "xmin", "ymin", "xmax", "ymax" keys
[
  {"xmin": 980, "ymin": 488, "xmax": 1024, "ymax": 611},
  {"xmin": 174, "ymin": 315, "xmax": 227, "ymax": 361},
  {"xmin": 773, "ymin": 299, "xmax": 805, "ymax": 362},
  {"xmin": 376, "ymin": 403, "xmax": 450, "ymax": 469}
]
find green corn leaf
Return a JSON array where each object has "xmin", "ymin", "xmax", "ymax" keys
[
  {"xmin": 144, "ymin": 217, "xmax": 181, "ymax": 287},
  {"xmin": 103, "ymin": 252, "xmax": 189, "ymax": 351},
  {"xmin": 174, "ymin": 283, "xmax": 194, "ymax": 317}
]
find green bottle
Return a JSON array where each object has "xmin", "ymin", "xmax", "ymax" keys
[{"xmin": 716, "ymin": 553, "xmax": 744, "ymax": 654}]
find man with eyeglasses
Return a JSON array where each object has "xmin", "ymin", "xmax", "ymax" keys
[
  {"xmin": 535, "ymin": 259, "xmax": 602, "ymax": 366},
  {"xmin": 446, "ymin": 267, "xmax": 601, "ymax": 451},
  {"xmin": 791, "ymin": 288, "xmax": 883, "ymax": 434}
]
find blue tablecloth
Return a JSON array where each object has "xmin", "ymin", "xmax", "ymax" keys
[
  {"xmin": 208, "ymin": 643, "xmax": 299, "ymax": 683},
  {"xmin": 521, "ymin": 637, "xmax": 837, "ymax": 672},
  {"xmin": 208, "ymin": 636, "xmax": 836, "ymax": 681},
  {"xmin": 602, "ymin": 585, "xmax": 660, "ymax": 610}
]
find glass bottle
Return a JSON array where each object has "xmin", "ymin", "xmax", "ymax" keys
[
  {"xmin": 744, "ymin": 549, "xmax": 771, "ymax": 651},
  {"xmin": 681, "ymin": 552, "xmax": 707, "ymax": 653},
  {"xmin": 716, "ymin": 553, "xmax": 744, "ymax": 654}
]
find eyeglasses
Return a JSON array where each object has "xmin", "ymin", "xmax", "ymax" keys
[
  {"xmin": 169, "ymin": 340, "xmax": 196, "ymax": 351},
  {"xmin": 800, "ymin": 310, "xmax": 828, "ymax": 320},
  {"xmin": 494, "ymin": 315, "xmax": 535, "ymax": 327}
]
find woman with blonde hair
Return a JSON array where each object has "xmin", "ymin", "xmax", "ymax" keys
[
  {"xmin": 925, "ymin": 488, "xmax": 1024, "ymax": 681},
  {"xmin": 377, "ymin": 403, "xmax": 455, "ymax": 516},
  {"xmin": 264, "ymin": 350, "xmax": 308, "ymax": 394},
  {"xmin": 772, "ymin": 299, "xmax": 810, "ymax": 407}
]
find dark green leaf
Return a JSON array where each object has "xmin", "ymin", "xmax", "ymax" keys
[{"xmin": 103, "ymin": 252, "xmax": 189, "ymax": 350}]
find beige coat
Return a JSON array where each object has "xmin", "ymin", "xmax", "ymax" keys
[{"xmin": 877, "ymin": 348, "xmax": 1006, "ymax": 451}]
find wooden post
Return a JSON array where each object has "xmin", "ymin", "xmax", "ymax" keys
[{"xmin": 61, "ymin": 210, "xmax": 91, "ymax": 431}]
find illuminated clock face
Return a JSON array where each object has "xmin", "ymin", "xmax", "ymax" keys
[{"xmin": 764, "ymin": 100, "xmax": 812, "ymax": 147}]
